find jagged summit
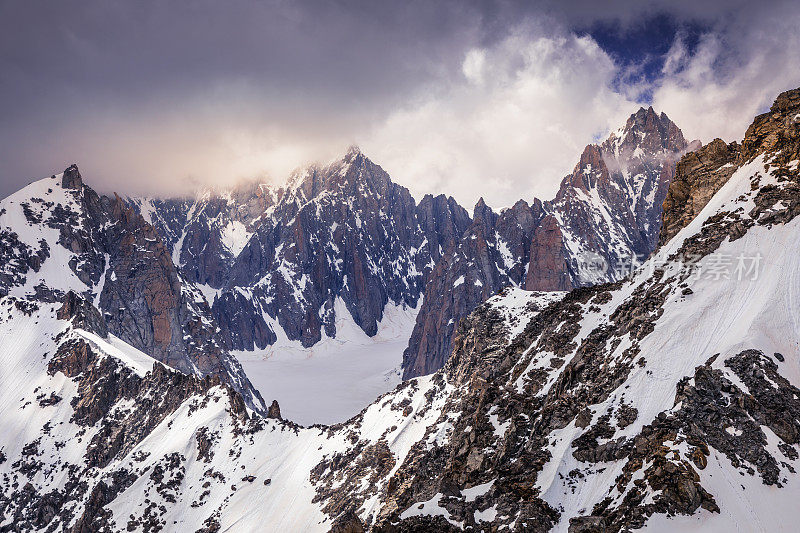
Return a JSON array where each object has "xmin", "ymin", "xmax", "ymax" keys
[
  {"xmin": 166, "ymin": 145, "xmax": 374, "ymax": 206},
  {"xmin": 279, "ymin": 145, "xmax": 392, "ymax": 203},
  {"xmin": 129, "ymin": 144, "xmax": 471, "ymax": 353},
  {"xmin": 61, "ymin": 163, "xmax": 83, "ymax": 189},
  {"xmin": 604, "ymin": 106, "xmax": 687, "ymax": 159},
  {"xmin": 0, "ymin": 165, "xmax": 264, "ymax": 410},
  {"xmin": 547, "ymin": 104, "xmax": 694, "ymax": 272},
  {"xmin": 472, "ymin": 196, "xmax": 491, "ymax": 217},
  {"xmin": 403, "ymin": 105, "xmax": 696, "ymax": 378},
  {"xmin": 343, "ymin": 143, "xmax": 362, "ymax": 158}
]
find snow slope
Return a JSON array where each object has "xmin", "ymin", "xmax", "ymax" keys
[
  {"xmin": 0, "ymin": 294, "xmax": 457, "ymax": 531},
  {"xmin": 536, "ymin": 164, "xmax": 800, "ymax": 531},
  {"xmin": 234, "ymin": 299, "xmax": 419, "ymax": 425}
]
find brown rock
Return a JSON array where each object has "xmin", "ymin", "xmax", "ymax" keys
[
  {"xmin": 328, "ymin": 510, "xmax": 364, "ymax": 533},
  {"xmin": 267, "ymin": 400, "xmax": 282, "ymax": 420},
  {"xmin": 56, "ymin": 291, "xmax": 109, "ymax": 338},
  {"xmin": 524, "ymin": 215, "xmax": 572, "ymax": 291},
  {"xmin": 659, "ymin": 138, "xmax": 741, "ymax": 246},
  {"xmin": 690, "ymin": 447, "xmax": 708, "ymax": 470}
]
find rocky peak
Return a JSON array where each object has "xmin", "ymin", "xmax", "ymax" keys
[
  {"xmin": 561, "ymin": 106, "xmax": 689, "ymax": 199},
  {"xmin": 283, "ymin": 147, "xmax": 390, "ymax": 204},
  {"xmin": 740, "ymin": 87, "xmax": 800, "ymax": 163},
  {"xmin": 534, "ymin": 105, "xmax": 692, "ymax": 292},
  {"xmin": 503, "ymin": 199, "xmax": 538, "ymax": 227},
  {"xmin": 417, "ymin": 193, "xmax": 470, "ymax": 226},
  {"xmin": 61, "ymin": 164, "xmax": 83, "ymax": 190},
  {"xmin": 404, "ymin": 108, "xmax": 693, "ymax": 379},
  {"xmin": 343, "ymin": 144, "xmax": 363, "ymax": 161},
  {"xmin": 267, "ymin": 399, "xmax": 282, "ymax": 419},
  {"xmin": 471, "ymin": 197, "xmax": 496, "ymax": 229},
  {"xmin": 416, "ymin": 193, "xmax": 472, "ymax": 258},
  {"xmin": 608, "ymin": 106, "xmax": 687, "ymax": 158},
  {"xmin": 659, "ymin": 87, "xmax": 800, "ymax": 248},
  {"xmin": 561, "ymin": 144, "xmax": 610, "ymax": 191}
]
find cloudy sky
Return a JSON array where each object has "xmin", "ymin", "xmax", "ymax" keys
[{"xmin": 1, "ymin": 0, "xmax": 799, "ymax": 207}]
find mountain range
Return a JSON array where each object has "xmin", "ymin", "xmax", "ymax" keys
[
  {"xmin": 3, "ymin": 86, "xmax": 800, "ymax": 531},
  {"xmin": 126, "ymin": 105, "xmax": 693, "ymax": 383}
]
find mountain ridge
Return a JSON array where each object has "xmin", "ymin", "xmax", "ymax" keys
[
  {"xmin": 403, "ymin": 105, "xmax": 696, "ymax": 378},
  {"xmin": 123, "ymin": 105, "xmax": 695, "ymax": 384},
  {"xmin": 0, "ymin": 167, "xmax": 264, "ymax": 411}
]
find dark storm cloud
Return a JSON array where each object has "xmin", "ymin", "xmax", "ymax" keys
[
  {"xmin": 2, "ymin": 1, "xmax": 460, "ymax": 111},
  {"xmin": 0, "ymin": 0, "xmax": 797, "ymax": 204},
  {"xmin": 0, "ymin": 0, "xmax": 491, "ymax": 195}
]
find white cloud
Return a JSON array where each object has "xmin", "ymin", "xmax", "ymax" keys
[
  {"xmin": 461, "ymin": 49, "xmax": 487, "ymax": 86},
  {"xmin": 652, "ymin": 8, "xmax": 800, "ymax": 144},
  {"xmin": 361, "ymin": 28, "xmax": 638, "ymax": 208},
  {"xmin": 361, "ymin": 7, "xmax": 800, "ymax": 210}
]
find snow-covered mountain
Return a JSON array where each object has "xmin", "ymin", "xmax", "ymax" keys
[
  {"xmin": 541, "ymin": 106, "xmax": 695, "ymax": 287},
  {"xmin": 130, "ymin": 147, "xmax": 470, "ymax": 353},
  {"xmin": 0, "ymin": 170, "xmax": 263, "ymax": 411},
  {"xmin": 125, "ymin": 108, "xmax": 691, "ymax": 387},
  {"xmin": 3, "ymin": 86, "xmax": 800, "ymax": 532},
  {"xmin": 402, "ymin": 106, "xmax": 694, "ymax": 378}
]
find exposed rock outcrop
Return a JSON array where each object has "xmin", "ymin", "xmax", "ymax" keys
[
  {"xmin": 61, "ymin": 164, "xmax": 83, "ymax": 190},
  {"xmin": 56, "ymin": 290, "xmax": 108, "ymax": 338},
  {"xmin": 659, "ymin": 138, "xmax": 741, "ymax": 246},
  {"xmin": 659, "ymin": 88, "xmax": 800, "ymax": 247},
  {"xmin": 0, "ymin": 167, "xmax": 264, "ymax": 411},
  {"xmin": 267, "ymin": 400, "xmax": 282, "ymax": 420}
]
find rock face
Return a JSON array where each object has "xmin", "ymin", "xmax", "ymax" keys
[
  {"xmin": 401, "ymin": 198, "xmax": 546, "ymax": 378},
  {"xmin": 659, "ymin": 138, "xmax": 741, "ymax": 246},
  {"xmin": 2, "ymin": 87, "xmax": 800, "ymax": 533},
  {"xmin": 132, "ymin": 147, "xmax": 470, "ymax": 351},
  {"xmin": 61, "ymin": 164, "xmax": 83, "ymax": 189},
  {"xmin": 661, "ymin": 88, "xmax": 800, "ymax": 246},
  {"xmin": 0, "ymin": 170, "xmax": 263, "ymax": 410},
  {"xmin": 220, "ymin": 148, "xmax": 462, "ymax": 348},
  {"xmin": 57, "ymin": 290, "xmax": 108, "ymax": 338},
  {"xmin": 524, "ymin": 215, "xmax": 573, "ymax": 291},
  {"xmin": 403, "ymin": 107, "xmax": 695, "ymax": 378}
]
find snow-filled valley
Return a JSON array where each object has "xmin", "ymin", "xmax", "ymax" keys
[{"xmin": 234, "ymin": 300, "xmax": 419, "ymax": 425}]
